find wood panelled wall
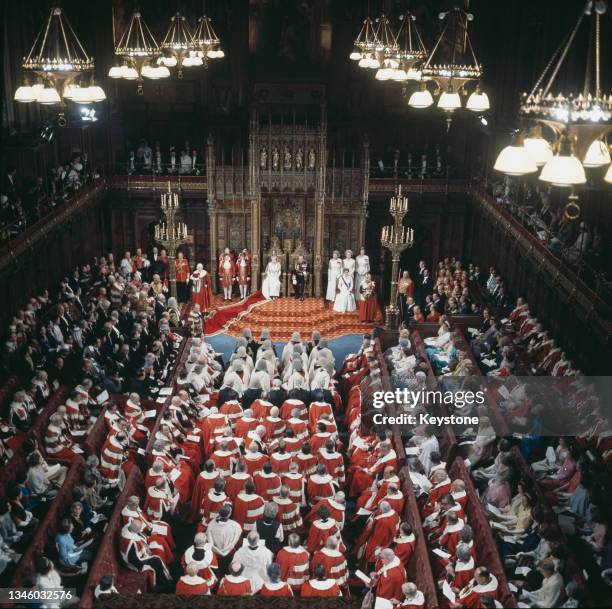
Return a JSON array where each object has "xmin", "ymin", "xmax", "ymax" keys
[
  {"xmin": 108, "ymin": 194, "xmax": 209, "ymax": 269},
  {"xmin": 366, "ymin": 191, "xmax": 475, "ymax": 305},
  {"xmin": 0, "ymin": 189, "xmax": 108, "ymax": 328}
]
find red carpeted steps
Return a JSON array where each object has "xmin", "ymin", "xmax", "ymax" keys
[{"xmin": 226, "ymin": 296, "xmax": 376, "ymax": 341}]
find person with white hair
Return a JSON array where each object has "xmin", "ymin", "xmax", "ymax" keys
[
  {"xmin": 262, "ymin": 254, "xmax": 282, "ymax": 300},
  {"xmin": 181, "ymin": 532, "xmax": 218, "ymax": 589},
  {"xmin": 326, "ymin": 250, "xmax": 343, "ymax": 304},
  {"xmin": 282, "ymin": 332, "xmax": 303, "ymax": 368},
  {"xmin": 175, "ymin": 561, "xmax": 210, "ymax": 595},
  {"xmin": 233, "ymin": 531, "xmax": 273, "ymax": 592},
  {"xmin": 398, "ymin": 581, "xmax": 425, "ymax": 609},
  {"xmin": 371, "ymin": 547, "xmax": 406, "ymax": 601},
  {"xmin": 223, "ymin": 359, "xmax": 250, "ymax": 394}
]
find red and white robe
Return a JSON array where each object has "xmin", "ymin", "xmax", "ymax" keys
[
  {"xmin": 273, "ymin": 495, "xmax": 303, "ymax": 533},
  {"xmin": 233, "ymin": 491, "xmax": 265, "ymax": 532},
  {"xmin": 277, "ymin": 546, "xmax": 311, "ymax": 592},
  {"xmin": 311, "ymin": 547, "xmax": 348, "ymax": 587}
]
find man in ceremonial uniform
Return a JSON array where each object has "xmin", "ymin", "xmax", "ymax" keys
[
  {"xmin": 261, "ymin": 563, "xmax": 293, "ymax": 596},
  {"xmin": 301, "ymin": 563, "xmax": 341, "ymax": 597},
  {"xmin": 175, "ymin": 562, "xmax": 210, "ymax": 595},
  {"xmin": 293, "ymin": 255, "xmax": 309, "ymax": 301},
  {"xmin": 276, "ymin": 533, "xmax": 311, "ymax": 593},
  {"xmin": 236, "ymin": 249, "xmax": 251, "ymax": 300},
  {"xmin": 219, "ymin": 252, "xmax": 235, "ymax": 301},
  {"xmin": 398, "ymin": 582, "xmax": 425, "ymax": 609},
  {"xmin": 175, "ymin": 251, "xmax": 190, "ymax": 303},
  {"xmin": 371, "ymin": 548, "xmax": 406, "ymax": 602},
  {"xmin": 453, "ymin": 567, "xmax": 499, "ymax": 608},
  {"xmin": 311, "ymin": 536, "xmax": 348, "ymax": 588},
  {"xmin": 217, "ymin": 562, "xmax": 253, "ymax": 596}
]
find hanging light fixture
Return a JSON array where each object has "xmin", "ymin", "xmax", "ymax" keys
[
  {"xmin": 539, "ymin": 133, "xmax": 587, "ymax": 187},
  {"xmin": 192, "ymin": 14, "xmax": 224, "ymax": 63},
  {"xmin": 405, "ymin": 6, "xmax": 487, "ymax": 128},
  {"xmin": 14, "ymin": 6, "xmax": 103, "ymax": 114},
  {"xmin": 515, "ymin": 0, "xmax": 612, "ymax": 191},
  {"xmin": 159, "ymin": 12, "xmax": 196, "ymax": 78},
  {"xmin": 387, "ymin": 12, "xmax": 427, "ymax": 82},
  {"xmin": 110, "ymin": 9, "xmax": 166, "ymax": 94}
]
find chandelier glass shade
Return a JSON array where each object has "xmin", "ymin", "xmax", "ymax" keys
[
  {"xmin": 494, "ymin": 145, "xmax": 538, "ymax": 176},
  {"xmin": 408, "ymin": 86, "xmax": 434, "ymax": 109},
  {"xmin": 524, "ymin": 136, "xmax": 553, "ymax": 166},
  {"xmin": 582, "ymin": 139, "xmax": 611, "ymax": 167},
  {"xmin": 539, "ymin": 154, "xmax": 587, "ymax": 186},
  {"xmin": 14, "ymin": 7, "xmax": 104, "ymax": 108},
  {"xmin": 437, "ymin": 90, "xmax": 461, "ymax": 111},
  {"xmin": 605, "ymin": 163, "xmax": 612, "ymax": 183},
  {"xmin": 466, "ymin": 89, "xmax": 490, "ymax": 112}
]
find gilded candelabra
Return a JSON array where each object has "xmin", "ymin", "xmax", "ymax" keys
[
  {"xmin": 155, "ymin": 184, "xmax": 188, "ymax": 300},
  {"xmin": 381, "ymin": 186, "xmax": 415, "ymax": 328}
]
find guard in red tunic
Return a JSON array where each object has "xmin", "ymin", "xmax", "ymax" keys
[
  {"xmin": 236, "ymin": 249, "xmax": 251, "ymax": 300},
  {"xmin": 190, "ymin": 263, "xmax": 213, "ymax": 311},
  {"xmin": 260, "ymin": 563, "xmax": 294, "ymax": 597},
  {"xmin": 217, "ymin": 562, "xmax": 253, "ymax": 596},
  {"xmin": 219, "ymin": 253, "xmax": 235, "ymax": 301},
  {"xmin": 175, "ymin": 252, "xmax": 190, "ymax": 303}
]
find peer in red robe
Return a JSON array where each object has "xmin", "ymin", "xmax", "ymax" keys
[
  {"xmin": 373, "ymin": 551, "xmax": 407, "ymax": 602},
  {"xmin": 276, "ymin": 539, "xmax": 311, "ymax": 592},
  {"xmin": 306, "ymin": 510, "xmax": 341, "ymax": 554},
  {"xmin": 217, "ymin": 570, "xmax": 253, "ymax": 595},
  {"xmin": 455, "ymin": 569, "xmax": 499, "ymax": 609},
  {"xmin": 190, "ymin": 264, "xmax": 213, "ymax": 310},
  {"xmin": 301, "ymin": 565, "xmax": 341, "ymax": 597},
  {"xmin": 356, "ymin": 504, "xmax": 400, "ymax": 564},
  {"xmin": 175, "ymin": 565, "xmax": 210, "ymax": 596}
]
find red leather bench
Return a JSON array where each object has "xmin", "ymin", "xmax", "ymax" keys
[
  {"xmin": 449, "ymin": 457, "xmax": 517, "ymax": 608},
  {"xmin": 80, "ymin": 467, "xmax": 152, "ymax": 609}
]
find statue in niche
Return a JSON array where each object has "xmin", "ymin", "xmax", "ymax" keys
[
  {"xmin": 308, "ymin": 148, "xmax": 316, "ymax": 170},
  {"xmin": 283, "ymin": 144, "xmax": 292, "ymax": 170},
  {"xmin": 260, "ymin": 146, "xmax": 268, "ymax": 170},
  {"xmin": 272, "ymin": 146, "xmax": 280, "ymax": 170},
  {"xmin": 295, "ymin": 147, "xmax": 304, "ymax": 170}
]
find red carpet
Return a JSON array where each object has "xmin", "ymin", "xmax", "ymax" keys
[
  {"xmin": 202, "ymin": 291, "xmax": 266, "ymax": 335},
  {"xmin": 225, "ymin": 297, "xmax": 378, "ymax": 342}
]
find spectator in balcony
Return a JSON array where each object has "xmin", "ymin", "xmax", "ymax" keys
[
  {"xmin": 55, "ymin": 518, "xmax": 91, "ymax": 566},
  {"xmin": 180, "ymin": 149, "xmax": 193, "ymax": 174}
]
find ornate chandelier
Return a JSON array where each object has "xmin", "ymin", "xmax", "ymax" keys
[
  {"xmin": 108, "ymin": 9, "xmax": 169, "ymax": 94},
  {"xmin": 14, "ymin": 6, "xmax": 105, "ymax": 109},
  {"xmin": 495, "ymin": 0, "xmax": 612, "ymax": 198},
  {"xmin": 158, "ymin": 12, "xmax": 196, "ymax": 76},
  {"xmin": 191, "ymin": 14, "xmax": 225, "ymax": 63},
  {"xmin": 410, "ymin": 6, "xmax": 488, "ymax": 121}
]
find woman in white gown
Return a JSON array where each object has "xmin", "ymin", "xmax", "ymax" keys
[
  {"xmin": 262, "ymin": 254, "xmax": 281, "ymax": 300},
  {"xmin": 326, "ymin": 250, "xmax": 343, "ymax": 303},
  {"xmin": 333, "ymin": 268, "xmax": 356, "ymax": 313},
  {"xmin": 355, "ymin": 247, "xmax": 370, "ymax": 301},
  {"xmin": 343, "ymin": 249, "xmax": 356, "ymax": 279}
]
